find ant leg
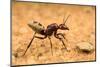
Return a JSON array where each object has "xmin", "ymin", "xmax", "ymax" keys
[
  {"xmin": 34, "ymin": 35, "xmax": 47, "ymax": 39},
  {"xmin": 48, "ymin": 37, "xmax": 53, "ymax": 56},
  {"xmin": 54, "ymin": 32, "xmax": 67, "ymax": 50},
  {"xmin": 23, "ymin": 32, "xmax": 36, "ymax": 56},
  {"xmin": 60, "ymin": 39, "xmax": 67, "ymax": 50},
  {"xmin": 57, "ymin": 33, "xmax": 68, "ymax": 42},
  {"xmin": 23, "ymin": 33, "xmax": 47, "ymax": 56}
]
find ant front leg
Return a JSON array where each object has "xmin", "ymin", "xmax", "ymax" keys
[
  {"xmin": 54, "ymin": 31, "xmax": 67, "ymax": 50},
  {"xmin": 56, "ymin": 33, "xmax": 68, "ymax": 42}
]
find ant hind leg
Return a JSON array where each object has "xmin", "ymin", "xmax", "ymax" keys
[
  {"xmin": 23, "ymin": 33, "xmax": 47, "ymax": 56},
  {"xmin": 23, "ymin": 32, "xmax": 36, "ymax": 56}
]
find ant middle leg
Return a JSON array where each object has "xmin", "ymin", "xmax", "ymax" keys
[
  {"xmin": 34, "ymin": 35, "xmax": 47, "ymax": 39},
  {"xmin": 48, "ymin": 37, "xmax": 53, "ymax": 56}
]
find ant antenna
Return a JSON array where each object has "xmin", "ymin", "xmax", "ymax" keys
[{"xmin": 63, "ymin": 15, "xmax": 71, "ymax": 25}]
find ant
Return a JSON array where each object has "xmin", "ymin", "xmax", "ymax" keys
[{"xmin": 23, "ymin": 15, "xmax": 70, "ymax": 56}]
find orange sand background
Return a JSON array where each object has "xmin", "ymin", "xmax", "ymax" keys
[{"xmin": 12, "ymin": 1, "xmax": 96, "ymax": 65}]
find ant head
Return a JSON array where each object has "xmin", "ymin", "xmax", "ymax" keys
[
  {"xmin": 59, "ymin": 15, "xmax": 71, "ymax": 30},
  {"xmin": 59, "ymin": 24, "xmax": 69, "ymax": 30}
]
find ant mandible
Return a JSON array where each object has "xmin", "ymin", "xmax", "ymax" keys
[{"xmin": 23, "ymin": 15, "xmax": 70, "ymax": 56}]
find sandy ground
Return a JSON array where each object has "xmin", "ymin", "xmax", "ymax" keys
[{"xmin": 12, "ymin": 1, "xmax": 96, "ymax": 66}]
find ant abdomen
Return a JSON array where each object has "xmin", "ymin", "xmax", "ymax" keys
[{"xmin": 28, "ymin": 21, "xmax": 45, "ymax": 34}]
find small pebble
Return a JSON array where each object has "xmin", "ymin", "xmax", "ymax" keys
[
  {"xmin": 76, "ymin": 42, "xmax": 94, "ymax": 53},
  {"xmin": 37, "ymin": 53, "xmax": 43, "ymax": 58}
]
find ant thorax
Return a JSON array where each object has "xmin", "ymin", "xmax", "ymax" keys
[{"xmin": 28, "ymin": 21, "xmax": 45, "ymax": 34}]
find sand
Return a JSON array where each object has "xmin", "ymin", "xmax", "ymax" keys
[{"xmin": 12, "ymin": 1, "xmax": 96, "ymax": 66}]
